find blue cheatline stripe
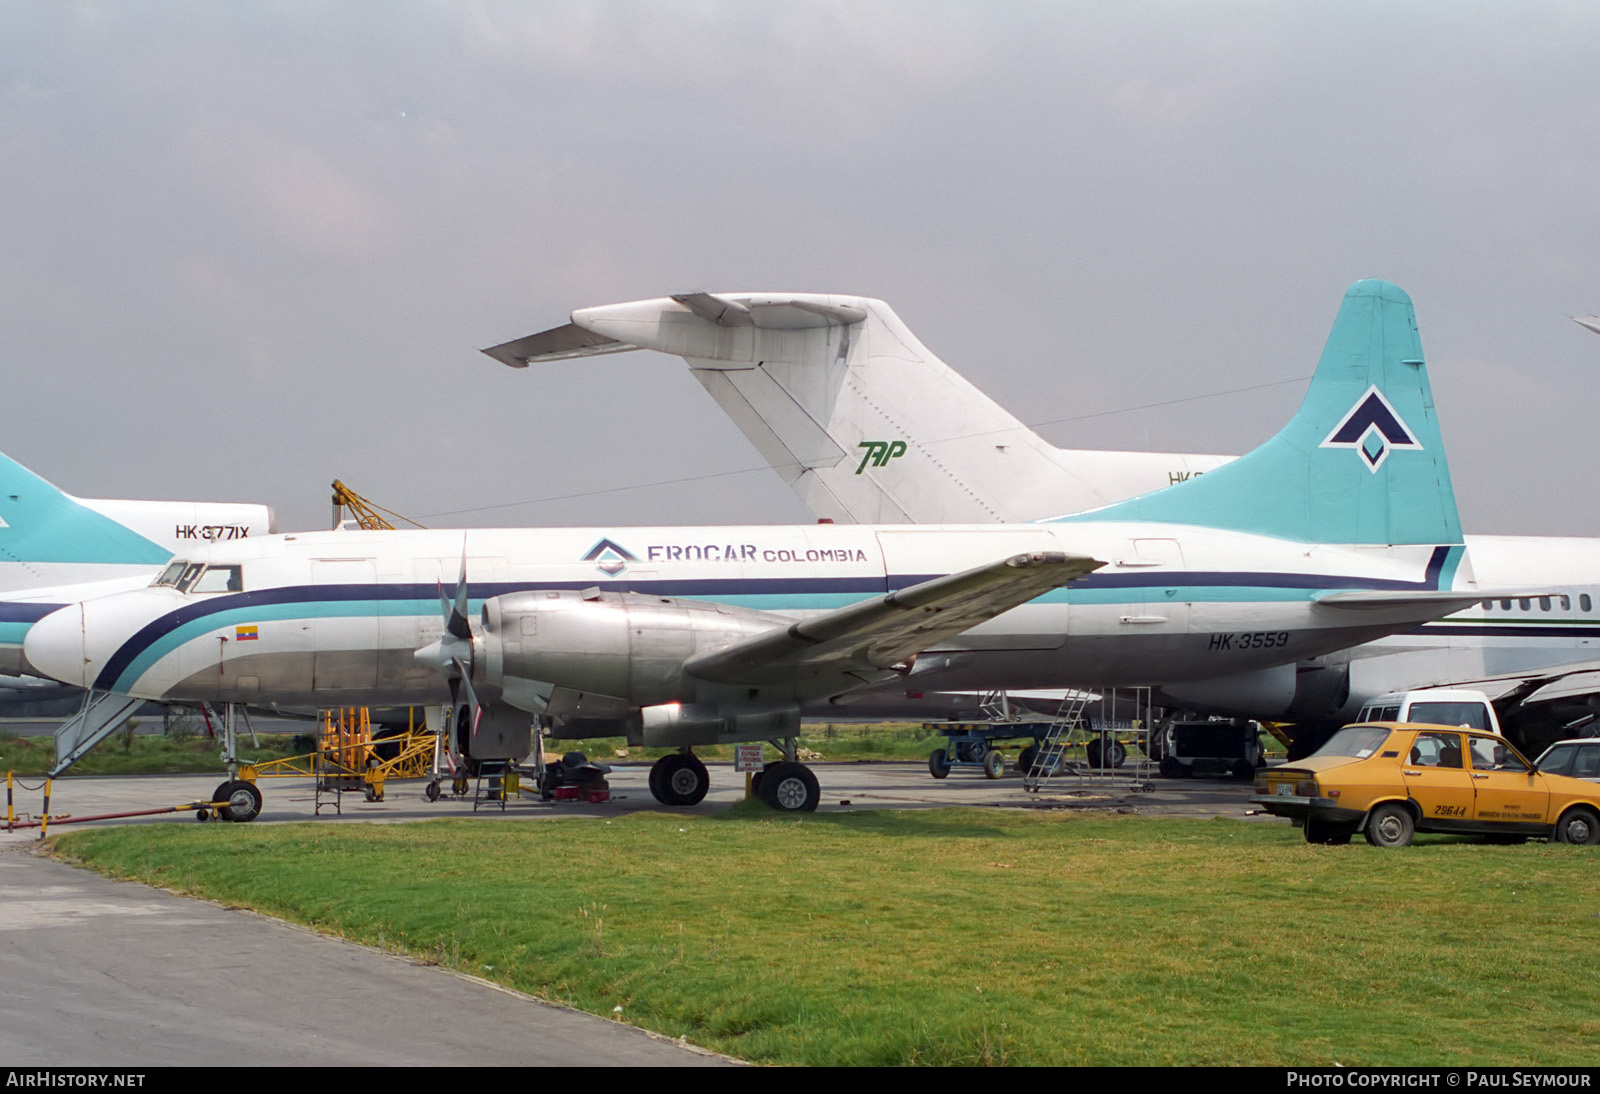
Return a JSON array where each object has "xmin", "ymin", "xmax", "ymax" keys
[
  {"xmin": 1409, "ymin": 621, "xmax": 1600, "ymax": 639},
  {"xmin": 94, "ymin": 552, "xmax": 1463, "ymax": 694},
  {"xmin": 0, "ymin": 602, "xmax": 67, "ymax": 649}
]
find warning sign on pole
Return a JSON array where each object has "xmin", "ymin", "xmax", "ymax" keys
[{"xmin": 733, "ymin": 743, "xmax": 764, "ymax": 772}]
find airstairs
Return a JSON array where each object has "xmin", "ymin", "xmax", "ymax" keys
[{"xmin": 49, "ymin": 690, "xmax": 148, "ymax": 778}]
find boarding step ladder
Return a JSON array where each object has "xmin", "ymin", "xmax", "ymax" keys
[
  {"xmin": 1023, "ymin": 693, "xmax": 1092, "ymax": 792},
  {"xmin": 472, "ymin": 759, "xmax": 510, "ymax": 813},
  {"xmin": 49, "ymin": 690, "xmax": 147, "ymax": 778}
]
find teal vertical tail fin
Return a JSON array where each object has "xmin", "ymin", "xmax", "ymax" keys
[
  {"xmin": 0, "ymin": 452, "xmax": 169, "ymax": 566},
  {"xmin": 1059, "ymin": 280, "xmax": 1461, "ymax": 545}
]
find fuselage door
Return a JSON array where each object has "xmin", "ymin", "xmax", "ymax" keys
[{"xmin": 311, "ymin": 559, "xmax": 378, "ymax": 691}]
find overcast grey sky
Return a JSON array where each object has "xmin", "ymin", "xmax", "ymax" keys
[{"xmin": 3, "ymin": 2, "xmax": 1596, "ymax": 539}]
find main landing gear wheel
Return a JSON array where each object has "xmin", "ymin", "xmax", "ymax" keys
[
  {"xmin": 213, "ymin": 779, "xmax": 262, "ymax": 823},
  {"xmin": 928, "ymin": 748, "xmax": 952, "ymax": 779},
  {"xmin": 424, "ymin": 780, "xmax": 442, "ymax": 802},
  {"xmin": 759, "ymin": 761, "xmax": 820, "ymax": 812},
  {"xmin": 650, "ymin": 753, "xmax": 710, "ymax": 806}
]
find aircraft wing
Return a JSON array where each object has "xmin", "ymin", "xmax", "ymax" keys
[
  {"xmin": 1434, "ymin": 661, "xmax": 1600, "ymax": 705},
  {"xmin": 685, "ymin": 551, "xmax": 1104, "ymax": 685}
]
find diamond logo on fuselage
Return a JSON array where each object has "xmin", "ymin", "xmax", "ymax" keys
[{"xmin": 580, "ymin": 537, "xmax": 638, "ymax": 576}]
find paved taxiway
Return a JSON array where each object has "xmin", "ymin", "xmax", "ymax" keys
[{"xmin": 0, "ymin": 762, "xmax": 1269, "ymax": 1065}]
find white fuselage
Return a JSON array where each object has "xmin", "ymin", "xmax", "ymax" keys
[{"xmin": 24, "ymin": 523, "xmax": 1477, "ymax": 713}]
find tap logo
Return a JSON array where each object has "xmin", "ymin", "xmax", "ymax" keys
[
  {"xmin": 855, "ymin": 440, "xmax": 908, "ymax": 475},
  {"xmin": 581, "ymin": 537, "xmax": 638, "ymax": 576},
  {"xmin": 1320, "ymin": 386, "xmax": 1421, "ymax": 473}
]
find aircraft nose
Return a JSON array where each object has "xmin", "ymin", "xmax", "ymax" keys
[{"xmin": 24, "ymin": 604, "xmax": 89, "ymax": 688}]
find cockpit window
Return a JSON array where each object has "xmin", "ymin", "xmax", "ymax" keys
[
  {"xmin": 190, "ymin": 565, "xmax": 243, "ymax": 594},
  {"xmin": 152, "ymin": 561, "xmax": 189, "ymax": 588}
]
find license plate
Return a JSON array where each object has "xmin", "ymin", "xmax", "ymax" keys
[{"xmin": 1275, "ymin": 783, "xmax": 1294, "ymax": 796}]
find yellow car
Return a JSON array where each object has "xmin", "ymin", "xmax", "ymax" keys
[{"xmin": 1251, "ymin": 723, "xmax": 1600, "ymax": 847}]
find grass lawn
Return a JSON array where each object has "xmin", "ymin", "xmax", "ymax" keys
[
  {"xmin": 50, "ymin": 807, "xmax": 1600, "ymax": 1066},
  {"xmin": 0, "ymin": 730, "xmax": 305, "ymax": 777}
]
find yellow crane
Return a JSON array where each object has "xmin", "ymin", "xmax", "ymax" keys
[{"xmin": 330, "ymin": 480, "xmax": 426, "ymax": 531}]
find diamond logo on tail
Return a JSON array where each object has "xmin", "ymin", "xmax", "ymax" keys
[{"xmin": 1320, "ymin": 386, "xmax": 1422, "ymax": 473}]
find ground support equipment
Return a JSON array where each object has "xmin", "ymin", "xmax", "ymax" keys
[{"xmin": 924, "ymin": 720, "xmax": 1056, "ymax": 780}]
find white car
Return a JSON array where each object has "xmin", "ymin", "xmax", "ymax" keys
[{"xmin": 1534, "ymin": 739, "xmax": 1600, "ymax": 783}]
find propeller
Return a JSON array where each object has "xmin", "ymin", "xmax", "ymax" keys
[{"xmin": 414, "ymin": 546, "xmax": 482, "ymax": 745}]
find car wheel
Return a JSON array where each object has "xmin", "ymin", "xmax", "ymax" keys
[
  {"xmin": 1364, "ymin": 803, "xmax": 1415, "ymax": 848},
  {"xmin": 1554, "ymin": 807, "xmax": 1600, "ymax": 845}
]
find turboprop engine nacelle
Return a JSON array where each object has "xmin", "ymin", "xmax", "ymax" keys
[
  {"xmin": 481, "ymin": 589, "xmax": 786, "ymax": 707},
  {"xmin": 639, "ymin": 700, "xmax": 802, "ymax": 748}
]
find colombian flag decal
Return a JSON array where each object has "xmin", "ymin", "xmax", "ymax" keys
[{"xmin": 234, "ymin": 625, "xmax": 259, "ymax": 641}]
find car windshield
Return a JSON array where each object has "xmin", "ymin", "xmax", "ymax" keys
[
  {"xmin": 1539, "ymin": 744, "xmax": 1578, "ymax": 776},
  {"xmin": 1312, "ymin": 726, "xmax": 1392, "ymax": 760}
]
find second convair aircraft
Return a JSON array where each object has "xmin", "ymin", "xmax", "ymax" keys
[{"xmin": 23, "ymin": 281, "xmax": 1498, "ymax": 811}]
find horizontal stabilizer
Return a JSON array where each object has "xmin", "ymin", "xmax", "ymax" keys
[
  {"xmin": 670, "ymin": 292, "xmax": 867, "ymax": 329},
  {"xmin": 1311, "ymin": 589, "xmax": 1529, "ymax": 611},
  {"xmin": 685, "ymin": 551, "xmax": 1103, "ymax": 685},
  {"xmin": 482, "ymin": 324, "xmax": 637, "ymax": 368}
]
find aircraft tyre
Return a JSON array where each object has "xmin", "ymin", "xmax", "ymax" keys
[
  {"xmin": 759, "ymin": 761, "xmax": 820, "ymax": 812},
  {"xmin": 651, "ymin": 753, "xmax": 709, "ymax": 806},
  {"xmin": 1554, "ymin": 806, "xmax": 1600, "ymax": 845},
  {"xmin": 1304, "ymin": 817, "xmax": 1354, "ymax": 845},
  {"xmin": 1019, "ymin": 745, "xmax": 1059, "ymax": 777},
  {"xmin": 214, "ymin": 779, "xmax": 262, "ymax": 823},
  {"xmin": 1364, "ymin": 803, "xmax": 1414, "ymax": 848},
  {"xmin": 424, "ymin": 780, "xmax": 441, "ymax": 802},
  {"xmin": 983, "ymin": 748, "xmax": 1005, "ymax": 779},
  {"xmin": 928, "ymin": 748, "xmax": 952, "ymax": 779},
  {"xmin": 1086, "ymin": 737, "xmax": 1126, "ymax": 769}
]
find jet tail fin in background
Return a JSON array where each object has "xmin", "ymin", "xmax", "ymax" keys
[
  {"xmin": 0, "ymin": 451, "xmax": 275, "ymax": 572},
  {"xmin": 486, "ymin": 293, "xmax": 1231, "ymax": 524},
  {"xmin": 0, "ymin": 453, "xmax": 171, "ymax": 568},
  {"xmin": 1065, "ymin": 280, "xmax": 1462, "ymax": 547}
]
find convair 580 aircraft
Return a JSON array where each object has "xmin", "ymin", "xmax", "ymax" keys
[
  {"xmin": 23, "ymin": 282, "xmax": 1498, "ymax": 809},
  {"xmin": 0, "ymin": 451, "xmax": 274, "ymax": 679},
  {"xmin": 499, "ymin": 283, "xmax": 1600, "ymax": 753}
]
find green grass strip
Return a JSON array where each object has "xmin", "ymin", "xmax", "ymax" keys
[{"xmin": 52, "ymin": 808, "xmax": 1600, "ymax": 1066}]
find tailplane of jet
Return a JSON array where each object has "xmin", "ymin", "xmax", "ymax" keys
[{"xmin": 485, "ymin": 292, "xmax": 1232, "ymax": 524}]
